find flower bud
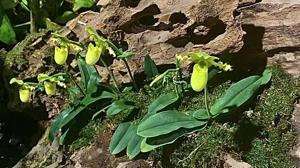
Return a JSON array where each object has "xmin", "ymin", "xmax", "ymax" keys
[
  {"xmin": 191, "ymin": 64, "xmax": 208, "ymax": 92},
  {"xmin": 44, "ymin": 81, "xmax": 57, "ymax": 96},
  {"xmin": 19, "ymin": 88, "xmax": 31, "ymax": 103},
  {"xmin": 54, "ymin": 46, "xmax": 68, "ymax": 65},
  {"xmin": 85, "ymin": 43, "xmax": 103, "ymax": 65}
]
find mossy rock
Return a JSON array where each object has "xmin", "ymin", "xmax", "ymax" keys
[{"xmin": 4, "ymin": 31, "xmax": 45, "ymax": 75}]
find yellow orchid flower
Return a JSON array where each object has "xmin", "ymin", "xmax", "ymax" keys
[
  {"xmin": 10, "ymin": 78, "xmax": 35, "ymax": 103},
  {"xmin": 37, "ymin": 73, "xmax": 65, "ymax": 96},
  {"xmin": 85, "ymin": 43, "xmax": 104, "ymax": 65},
  {"xmin": 44, "ymin": 81, "xmax": 57, "ymax": 96},
  {"xmin": 177, "ymin": 51, "xmax": 232, "ymax": 92},
  {"xmin": 19, "ymin": 88, "xmax": 31, "ymax": 103},
  {"xmin": 54, "ymin": 46, "xmax": 68, "ymax": 65},
  {"xmin": 191, "ymin": 64, "xmax": 208, "ymax": 92}
]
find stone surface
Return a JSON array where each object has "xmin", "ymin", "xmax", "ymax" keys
[
  {"xmin": 238, "ymin": 0, "xmax": 300, "ymax": 53},
  {"xmin": 268, "ymin": 51, "xmax": 300, "ymax": 78},
  {"xmin": 224, "ymin": 154, "xmax": 253, "ymax": 168},
  {"xmin": 63, "ymin": 0, "xmax": 244, "ymax": 83},
  {"xmin": 61, "ymin": 0, "xmax": 300, "ymax": 84}
]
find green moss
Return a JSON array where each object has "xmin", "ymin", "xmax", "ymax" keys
[
  {"xmin": 244, "ymin": 66, "xmax": 299, "ymax": 168},
  {"xmin": 70, "ymin": 118, "xmax": 101, "ymax": 150},
  {"xmin": 4, "ymin": 31, "xmax": 45, "ymax": 73},
  {"xmin": 158, "ymin": 66, "xmax": 298, "ymax": 168},
  {"xmin": 70, "ymin": 66, "xmax": 299, "ymax": 167}
]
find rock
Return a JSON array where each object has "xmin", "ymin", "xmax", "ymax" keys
[
  {"xmin": 62, "ymin": 0, "xmax": 245, "ymax": 83},
  {"xmin": 238, "ymin": 0, "xmax": 258, "ymax": 7},
  {"xmin": 268, "ymin": 51, "xmax": 300, "ymax": 78},
  {"xmin": 238, "ymin": 0, "xmax": 300, "ymax": 53},
  {"xmin": 97, "ymin": 0, "xmax": 111, "ymax": 7},
  {"xmin": 224, "ymin": 154, "xmax": 253, "ymax": 168}
]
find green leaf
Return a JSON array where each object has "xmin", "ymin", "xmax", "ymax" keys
[
  {"xmin": 192, "ymin": 109, "xmax": 210, "ymax": 120},
  {"xmin": 117, "ymin": 51, "xmax": 135, "ymax": 59},
  {"xmin": 48, "ymin": 108, "xmax": 74, "ymax": 142},
  {"xmin": 140, "ymin": 126, "xmax": 205, "ymax": 152},
  {"xmin": 137, "ymin": 111, "xmax": 206, "ymax": 138},
  {"xmin": 144, "ymin": 54, "xmax": 158, "ymax": 79},
  {"xmin": 78, "ymin": 58, "xmax": 102, "ymax": 94},
  {"xmin": 49, "ymin": 91, "xmax": 115, "ymax": 143},
  {"xmin": 109, "ymin": 122, "xmax": 135, "ymax": 155},
  {"xmin": 0, "ymin": 6, "xmax": 16, "ymax": 44},
  {"xmin": 73, "ymin": 0, "xmax": 96, "ymax": 11},
  {"xmin": 106, "ymin": 100, "xmax": 135, "ymax": 116},
  {"xmin": 210, "ymin": 69, "xmax": 272, "ymax": 116},
  {"xmin": 1, "ymin": 0, "xmax": 17, "ymax": 9},
  {"xmin": 126, "ymin": 125, "xmax": 143, "ymax": 159},
  {"xmin": 55, "ymin": 11, "xmax": 77, "ymax": 24},
  {"xmin": 148, "ymin": 93, "xmax": 178, "ymax": 114}
]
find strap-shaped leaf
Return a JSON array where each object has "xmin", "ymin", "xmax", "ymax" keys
[
  {"xmin": 192, "ymin": 109, "xmax": 210, "ymax": 120},
  {"xmin": 210, "ymin": 69, "xmax": 272, "ymax": 116},
  {"xmin": 144, "ymin": 55, "xmax": 158, "ymax": 79},
  {"xmin": 140, "ymin": 126, "xmax": 206, "ymax": 152},
  {"xmin": 126, "ymin": 124, "xmax": 143, "ymax": 159},
  {"xmin": 78, "ymin": 58, "xmax": 101, "ymax": 94},
  {"xmin": 137, "ymin": 111, "xmax": 206, "ymax": 138},
  {"xmin": 49, "ymin": 91, "xmax": 115, "ymax": 143},
  {"xmin": 106, "ymin": 100, "xmax": 135, "ymax": 116},
  {"xmin": 49, "ymin": 107, "xmax": 74, "ymax": 142},
  {"xmin": 148, "ymin": 93, "xmax": 178, "ymax": 114},
  {"xmin": 109, "ymin": 122, "xmax": 134, "ymax": 154}
]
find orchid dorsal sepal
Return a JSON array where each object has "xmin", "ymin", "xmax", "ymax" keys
[
  {"xmin": 176, "ymin": 51, "xmax": 232, "ymax": 71},
  {"xmin": 10, "ymin": 78, "xmax": 36, "ymax": 103},
  {"xmin": 85, "ymin": 27, "xmax": 108, "ymax": 47},
  {"xmin": 9, "ymin": 78, "xmax": 36, "ymax": 90},
  {"xmin": 51, "ymin": 32, "xmax": 83, "ymax": 52}
]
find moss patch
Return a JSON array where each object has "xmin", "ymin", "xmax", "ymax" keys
[
  {"xmin": 4, "ymin": 31, "xmax": 45, "ymax": 72},
  {"xmin": 69, "ymin": 66, "xmax": 299, "ymax": 168},
  {"xmin": 162, "ymin": 67, "xmax": 299, "ymax": 168}
]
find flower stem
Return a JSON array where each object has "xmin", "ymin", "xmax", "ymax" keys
[
  {"xmin": 67, "ymin": 72, "xmax": 86, "ymax": 96},
  {"xmin": 29, "ymin": 0, "xmax": 39, "ymax": 33},
  {"xmin": 122, "ymin": 59, "xmax": 138, "ymax": 91},
  {"xmin": 106, "ymin": 40, "xmax": 138, "ymax": 91},
  {"xmin": 99, "ymin": 57, "xmax": 120, "ymax": 93},
  {"xmin": 65, "ymin": 70, "xmax": 86, "ymax": 96},
  {"xmin": 176, "ymin": 60, "xmax": 184, "ymax": 97},
  {"xmin": 204, "ymin": 87, "xmax": 212, "ymax": 117}
]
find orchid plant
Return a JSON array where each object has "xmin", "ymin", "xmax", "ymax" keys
[
  {"xmin": 9, "ymin": 78, "xmax": 36, "ymax": 103},
  {"xmin": 9, "ymin": 73, "xmax": 66, "ymax": 103},
  {"xmin": 8, "ymin": 25, "xmax": 272, "ymax": 161},
  {"xmin": 108, "ymin": 51, "xmax": 272, "ymax": 160}
]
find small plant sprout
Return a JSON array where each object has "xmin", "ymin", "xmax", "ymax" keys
[
  {"xmin": 51, "ymin": 32, "xmax": 83, "ymax": 65},
  {"xmin": 9, "ymin": 78, "xmax": 36, "ymax": 103},
  {"xmin": 37, "ymin": 73, "xmax": 66, "ymax": 96}
]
